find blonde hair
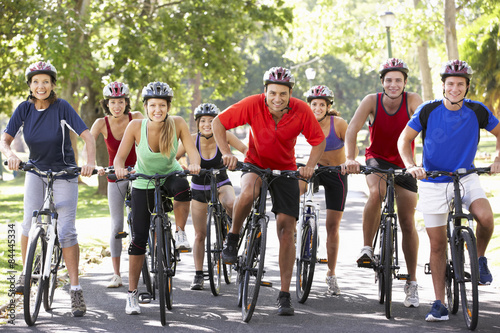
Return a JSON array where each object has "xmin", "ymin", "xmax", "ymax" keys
[{"xmin": 159, "ymin": 116, "xmax": 175, "ymax": 157}]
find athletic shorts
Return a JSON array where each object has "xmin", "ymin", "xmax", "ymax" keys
[
  {"xmin": 366, "ymin": 158, "xmax": 418, "ymax": 193},
  {"xmin": 243, "ymin": 169, "xmax": 300, "ymax": 220},
  {"xmin": 417, "ymin": 173, "xmax": 486, "ymax": 228},
  {"xmin": 191, "ymin": 178, "xmax": 232, "ymax": 203},
  {"xmin": 315, "ymin": 166, "xmax": 348, "ymax": 211}
]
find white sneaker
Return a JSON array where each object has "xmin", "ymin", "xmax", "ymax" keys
[
  {"xmin": 175, "ymin": 230, "xmax": 192, "ymax": 252},
  {"xmin": 403, "ymin": 282, "xmax": 419, "ymax": 308},
  {"xmin": 326, "ymin": 275, "xmax": 340, "ymax": 295},
  {"xmin": 356, "ymin": 246, "xmax": 374, "ymax": 266},
  {"xmin": 126, "ymin": 289, "xmax": 141, "ymax": 315},
  {"xmin": 107, "ymin": 274, "xmax": 123, "ymax": 288}
]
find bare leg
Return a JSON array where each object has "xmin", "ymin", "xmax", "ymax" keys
[
  {"xmin": 426, "ymin": 226, "xmax": 447, "ymax": 302},
  {"xmin": 276, "ymin": 213, "xmax": 296, "ymax": 292},
  {"xmin": 325, "ymin": 210, "xmax": 343, "ymax": 276}
]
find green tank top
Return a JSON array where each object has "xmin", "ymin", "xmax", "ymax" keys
[{"xmin": 133, "ymin": 119, "xmax": 182, "ymax": 190}]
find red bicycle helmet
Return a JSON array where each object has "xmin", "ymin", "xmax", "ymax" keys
[
  {"xmin": 440, "ymin": 59, "xmax": 473, "ymax": 81},
  {"xmin": 103, "ymin": 82, "xmax": 130, "ymax": 99},
  {"xmin": 25, "ymin": 61, "xmax": 57, "ymax": 82},
  {"xmin": 263, "ymin": 67, "xmax": 295, "ymax": 88},
  {"xmin": 306, "ymin": 85, "xmax": 334, "ymax": 104},
  {"xmin": 379, "ymin": 58, "xmax": 409, "ymax": 79}
]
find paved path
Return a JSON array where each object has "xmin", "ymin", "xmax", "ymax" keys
[{"xmin": 4, "ymin": 171, "xmax": 500, "ymax": 332}]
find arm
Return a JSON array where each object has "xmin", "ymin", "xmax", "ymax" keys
[
  {"xmin": 80, "ymin": 129, "xmax": 96, "ymax": 177},
  {"xmin": 407, "ymin": 92, "xmax": 424, "ymax": 117},
  {"xmin": 397, "ymin": 125, "xmax": 425, "ymax": 179},
  {"xmin": 226, "ymin": 131, "xmax": 248, "ymax": 156},
  {"xmin": 114, "ymin": 120, "xmax": 140, "ymax": 179},
  {"xmin": 488, "ymin": 123, "xmax": 500, "ymax": 173},
  {"xmin": 88, "ymin": 118, "xmax": 106, "ymax": 175},
  {"xmin": 300, "ymin": 139, "xmax": 326, "ymax": 179},
  {"xmin": 131, "ymin": 111, "xmax": 145, "ymax": 120},
  {"xmin": 0, "ymin": 132, "xmax": 21, "ymax": 170},
  {"xmin": 176, "ymin": 117, "xmax": 201, "ymax": 174},
  {"xmin": 213, "ymin": 116, "xmax": 238, "ymax": 170},
  {"xmin": 344, "ymin": 95, "xmax": 375, "ymax": 173}
]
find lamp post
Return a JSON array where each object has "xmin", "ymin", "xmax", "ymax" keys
[
  {"xmin": 305, "ymin": 67, "xmax": 316, "ymax": 87},
  {"xmin": 379, "ymin": 11, "xmax": 395, "ymax": 58}
]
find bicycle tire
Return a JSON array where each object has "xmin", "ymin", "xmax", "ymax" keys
[
  {"xmin": 43, "ymin": 238, "xmax": 62, "ymax": 311},
  {"xmin": 222, "ymin": 212, "xmax": 233, "ymax": 285},
  {"xmin": 24, "ymin": 227, "xmax": 46, "ymax": 326},
  {"xmin": 377, "ymin": 228, "xmax": 385, "ymax": 305},
  {"xmin": 141, "ymin": 254, "xmax": 153, "ymax": 296},
  {"xmin": 383, "ymin": 217, "xmax": 394, "ymax": 319},
  {"xmin": 155, "ymin": 216, "xmax": 167, "ymax": 326},
  {"xmin": 458, "ymin": 229, "xmax": 479, "ymax": 330},
  {"xmin": 296, "ymin": 216, "xmax": 318, "ymax": 303},
  {"xmin": 446, "ymin": 247, "xmax": 459, "ymax": 314},
  {"xmin": 242, "ymin": 219, "xmax": 267, "ymax": 323},
  {"xmin": 166, "ymin": 222, "xmax": 176, "ymax": 311},
  {"xmin": 207, "ymin": 205, "xmax": 222, "ymax": 296}
]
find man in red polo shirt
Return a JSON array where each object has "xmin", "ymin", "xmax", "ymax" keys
[{"xmin": 212, "ymin": 66, "xmax": 325, "ymax": 316}]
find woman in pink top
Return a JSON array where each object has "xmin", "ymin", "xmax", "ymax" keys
[{"xmin": 90, "ymin": 82, "xmax": 144, "ymax": 288}]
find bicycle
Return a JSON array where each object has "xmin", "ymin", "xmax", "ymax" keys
[
  {"xmin": 199, "ymin": 167, "xmax": 233, "ymax": 296},
  {"xmin": 295, "ymin": 165, "xmax": 339, "ymax": 303},
  {"xmin": 424, "ymin": 167, "xmax": 490, "ymax": 330},
  {"xmin": 232, "ymin": 162, "xmax": 301, "ymax": 322},
  {"xmin": 109, "ymin": 170, "xmax": 188, "ymax": 326},
  {"xmin": 357, "ymin": 166, "xmax": 410, "ymax": 319},
  {"xmin": 8, "ymin": 161, "xmax": 96, "ymax": 326}
]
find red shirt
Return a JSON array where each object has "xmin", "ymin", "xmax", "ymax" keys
[
  {"xmin": 104, "ymin": 113, "xmax": 137, "ymax": 182},
  {"xmin": 365, "ymin": 92, "xmax": 414, "ymax": 168},
  {"xmin": 218, "ymin": 94, "xmax": 325, "ymax": 170}
]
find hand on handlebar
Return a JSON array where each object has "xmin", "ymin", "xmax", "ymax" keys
[
  {"xmin": 345, "ymin": 158, "xmax": 360, "ymax": 174},
  {"xmin": 406, "ymin": 165, "xmax": 426, "ymax": 180},
  {"xmin": 188, "ymin": 163, "xmax": 201, "ymax": 175},
  {"xmin": 222, "ymin": 153, "xmax": 239, "ymax": 171},
  {"xmin": 298, "ymin": 165, "xmax": 315, "ymax": 179},
  {"xmin": 80, "ymin": 163, "xmax": 96, "ymax": 177},
  {"xmin": 489, "ymin": 160, "xmax": 500, "ymax": 174}
]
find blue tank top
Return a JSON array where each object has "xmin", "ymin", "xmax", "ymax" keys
[{"xmin": 324, "ymin": 117, "xmax": 344, "ymax": 152}]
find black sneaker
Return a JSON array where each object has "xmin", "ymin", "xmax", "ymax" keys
[
  {"xmin": 15, "ymin": 274, "xmax": 25, "ymax": 295},
  {"xmin": 276, "ymin": 291, "xmax": 294, "ymax": 316},
  {"xmin": 190, "ymin": 274, "xmax": 204, "ymax": 290},
  {"xmin": 221, "ymin": 233, "xmax": 239, "ymax": 264}
]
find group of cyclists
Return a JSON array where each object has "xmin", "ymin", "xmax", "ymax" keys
[{"xmin": 0, "ymin": 57, "xmax": 497, "ymax": 324}]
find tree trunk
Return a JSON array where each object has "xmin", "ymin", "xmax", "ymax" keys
[
  {"xmin": 189, "ymin": 71, "xmax": 202, "ymax": 133},
  {"xmin": 444, "ymin": 0, "xmax": 459, "ymax": 59},
  {"xmin": 414, "ymin": 0, "xmax": 434, "ymax": 102}
]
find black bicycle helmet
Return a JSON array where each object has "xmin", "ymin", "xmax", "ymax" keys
[
  {"xmin": 194, "ymin": 103, "xmax": 220, "ymax": 120},
  {"xmin": 142, "ymin": 81, "xmax": 173, "ymax": 102}
]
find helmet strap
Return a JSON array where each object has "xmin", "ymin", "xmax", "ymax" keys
[
  {"xmin": 382, "ymin": 87, "xmax": 405, "ymax": 100},
  {"xmin": 198, "ymin": 131, "xmax": 213, "ymax": 140},
  {"xmin": 442, "ymin": 88, "xmax": 468, "ymax": 108}
]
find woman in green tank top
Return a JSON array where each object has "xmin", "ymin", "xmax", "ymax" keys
[{"xmin": 114, "ymin": 81, "xmax": 200, "ymax": 315}]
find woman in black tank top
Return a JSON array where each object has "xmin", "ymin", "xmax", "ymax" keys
[{"xmin": 176, "ymin": 103, "xmax": 247, "ymax": 290}]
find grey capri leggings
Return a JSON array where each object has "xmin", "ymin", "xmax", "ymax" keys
[
  {"xmin": 22, "ymin": 172, "xmax": 79, "ymax": 248},
  {"xmin": 107, "ymin": 180, "xmax": 130, "ymax": 257}
]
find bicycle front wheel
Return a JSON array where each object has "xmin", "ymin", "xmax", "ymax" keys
[
  {"xmin": 242, "ymin": 220, "xmax": 267, "ymax": 323},
  {"xmin": 457, "ymin": 229, "xmax": 479, "ymax": 330},
  {"xmin": 155, "ymin": 216, "xmax": 167, "ymax": 326},
  {"xmin": 296, "ymin": 216, "xmax": 318, "ymax": 304},
  {"xmin": 383, "ymin": 217, "xmax": 394, "ymax": 319},
  {"xmin": 43, "ymin": 238, "xmax": 62, "ymax": 311},
  {"xmin": 206, "ymin": 205, "xmax": 222, "ymax": 296},
  {"xmin": 446, "ymin": 245, "xmax": 459, "ymax": 314},
  {"xmin": 222, "ymin": 213, "xmax": 233, "ymax": 284},
  {"xmin": 24, "ymin": 227, "xmax": 46, "ymax": 326}
]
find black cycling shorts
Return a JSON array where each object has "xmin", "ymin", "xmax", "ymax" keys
[
  {"xmin": 315, "ymin": 167, "xmax": 348, "ymax": 211},
  {"xmin": 366, "ymin": 158, "xmax": 418, "ymax": 193}
]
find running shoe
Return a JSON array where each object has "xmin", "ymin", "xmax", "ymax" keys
[
  {"xmin": 326, "ymin": 275, "xmax": 341, "ymax": 295},
  {"xmin": 403, "ymin": 282, "xmax": 419, "ymax": 307},
  {"xmin": 70, "ymin": 289, "xmax": 86, "ymax": 317},
  {"xmin": 276, "ymin": 291, "xmax": 294, "ymax": 316},
  {"xmin": 221, "ymin": 233, "xmax": 239, "ymax": 264},
  {"xmin": 356, "ymin": 246, "xmax": 374, "ymax": 267},
  {"xmin": 190, "ymin": 274, "xmax": 204, "ymax": 290},
  {"xmin": 478, "ymin": 256, "xmax": 493, "ymax": 285},
  {"xmin": 15, "ymin": 274, "xmax": 24, "ymax": 295},
  {"xmin": 425, "ymin": 300, "xmax": 449, "ymax": 322},
  {"xmin": 175, "ymin": 230, "xmax": 192, "ymax": 252},
  {"xmin": 126, "ymin": 289, "xmax": 141, "ymax": 315},
  {"xmin": 107, "ymin": 274, "xmax": 123, "ymax": 288}
]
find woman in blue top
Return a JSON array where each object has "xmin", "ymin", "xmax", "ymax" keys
[
  {"xmin": 300, "ymin": 85, "xmax": 349, "ymax": 296},
  {"xmin": 114, "ymin": 81, "xmax": 200, "ymax": 315},
  {"xmin": 1, "ymin": 60, "xmax": 96, "ymax": 317},
  {"xmin": 176, "ymin": 103, "xmax": 247, "ymax": 290}
]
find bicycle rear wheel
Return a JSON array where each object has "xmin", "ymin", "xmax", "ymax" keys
[
  {"xmin": 206, "ymin": 206, "xmax": 222, "ymax": 296},
  {"xmin": 155, "ymin": 216, "xmax": 167, "ymax": 326},
  {"xmin": 164, "ymin": 223, "xmax": 176, "ymax": 311},
  {"xmin": 242, "ymin": 219, "xmax": 267, "ymax": 323},
  {"xmin": 24, "ymin": 227, "xmax": 46, "ymax": 326},
  {"xmin": 457, "ymin": 229, "xmax": 479, "ymax": 330},
  {"xmin": 222, "ymin": 213, "xmax": 233, "ymax": 284},
  {"xmin": 296, "ymin": 216, "xmax": 317, "ymax": 304},
  {"xmin": 383, "ymin": 217, "xmax": 394, "ymax": 319},
  {"xmin": 43, "ymin": 238, "xmax": 62, "ymax": 311}
]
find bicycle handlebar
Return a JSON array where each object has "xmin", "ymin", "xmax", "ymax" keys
[
  {"xmin": 234, "ymin": 161, "xmax": 302, "ymax": 179},
  {"xmin": 107, "ymin": 169, "xmax": 189, "ymax": 181},
  {"xmin": 3, "ymin": 161, "xmax": 97, "ymax": 176},
  {"xmin": 359, "ymin": 165, "xmax": 408, "ymax": 176},
  {"xmin": 425, "ymin": 167, "xmax": 491, "ymax": 179}
]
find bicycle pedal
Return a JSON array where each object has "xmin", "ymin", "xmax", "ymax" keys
[
  {"xmin": 318, "ymin": 258, "xmax": 328, "ymax": 264},
  {"xmin": 396, "ymin": 274, "xmax": 410, "ymax": 281},
  {"xmin": 357, "ymin": 261, "xmax": 375, "ymax": 268},
  {"xmin": 424, "ymin": 263, "xmax": 431, "ymax": 275},
  {"xmin": 114, "ymin": 231, "xmax": 128, "ymax": 239},
  {"xmin": 138, "ymin": 292, "xmax": 152, "ymax": 304},
  {"xmin": 260, "ymin": 281, "xmax": 273, "ymax": 287},
  {"xmin": 177, "ymin": 247, "xmax": 192, "ymax": 253}
]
